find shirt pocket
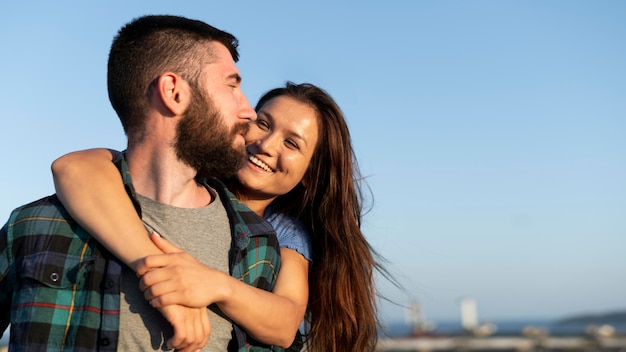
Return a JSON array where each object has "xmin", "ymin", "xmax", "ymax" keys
[{"xmin": 20, "ymin": 251, "xmax": 94, "ymax": 289}]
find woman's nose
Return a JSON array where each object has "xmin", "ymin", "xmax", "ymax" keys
[{"xmin": 257, "ymin": 134, "xmax": 280, "ymax": 156}]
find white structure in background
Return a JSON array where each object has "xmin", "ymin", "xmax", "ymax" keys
[
  {"xmin": 459, "ymin": 297, "xmax": 497, "ymax": 336},
  {"xmin": 460, "ymin": 297, "xmax": 478, "ymax": 331},
  {"xmin": 405, "ymin": 300, "xmax": 435, "ymax": 335}
]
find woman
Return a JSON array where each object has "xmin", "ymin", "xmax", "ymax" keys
[{"xmin": 52, "ymin": 82, "xmax": 380, "ymax": 352}]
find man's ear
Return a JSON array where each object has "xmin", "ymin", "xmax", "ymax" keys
[{"xmin": 155, "ymin": 73, "xmax": 190, "ymax": 116}]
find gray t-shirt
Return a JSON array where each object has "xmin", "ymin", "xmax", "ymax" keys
[{"xmin": 118, "ymin": 190, "xmax": 232, "ymax": 351}]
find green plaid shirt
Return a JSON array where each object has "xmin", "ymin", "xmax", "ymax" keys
[{"xmin": 0, "ymin": 153, "xmax": 282, "ymax": 351}]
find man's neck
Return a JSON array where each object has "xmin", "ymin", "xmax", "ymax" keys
[{"xmin": 125, "ymin": 146, "xmax": 212, "ymax": 208}]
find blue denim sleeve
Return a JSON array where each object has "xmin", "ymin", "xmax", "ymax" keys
[{"xmin": 265, "ymin": 211, "xmax": 312, "ymax": 263}]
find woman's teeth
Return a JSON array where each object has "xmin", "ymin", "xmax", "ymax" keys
[{"xmin": 249, "ymin": 155, "xmax": 274, "ymax": 173}]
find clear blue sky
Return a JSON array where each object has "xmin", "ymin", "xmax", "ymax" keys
[{"xmin": 1, "ymin": 1, "xmax": 624, "ymax": 325}]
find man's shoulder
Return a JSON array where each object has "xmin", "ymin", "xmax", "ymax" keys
[
  {"xmin": 7, "ymin": 194, "xmax": 67, "ymax": 221},
  {"xmin": 3, "ymin": 194, "xmax": 76, "ymax": 237}
]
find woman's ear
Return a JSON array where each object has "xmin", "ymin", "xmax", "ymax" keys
[{"xmin": 154, "ymin": 73, "xmax": 190, "ymax": 116}]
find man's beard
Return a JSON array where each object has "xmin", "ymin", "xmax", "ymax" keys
[{"xmin": 174, "ymin": 88, "xmax": 248, "ymax": 178}]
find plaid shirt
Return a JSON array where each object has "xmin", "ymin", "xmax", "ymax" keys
[{"xmin": 0, "ymin": 153, "xmax": 282, "ymax": 351}]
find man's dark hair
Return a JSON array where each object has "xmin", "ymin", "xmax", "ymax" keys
[{"xmin": 107, "ymin": 15, "xmax": 239, "ymax": 138}]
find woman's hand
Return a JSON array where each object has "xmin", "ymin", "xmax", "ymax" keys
[
  {"xmin": 137, "ymin": 232, "xmax": 230, "ymax": 308},
  {"xmin": 157, "ymin": 304, "xmax": 211, "ymax": 352},
  {"xmin": 138, "ymin": 232, "xmax": 309, "ymax": 348},
  {"xmin": 134, "ymin": 233, "xmax": 216, "ymax": 351}
]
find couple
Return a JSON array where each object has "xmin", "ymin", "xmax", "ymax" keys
[{"xmin": 0, "ymin": 15, "xmax": 379, "ymax": 352}]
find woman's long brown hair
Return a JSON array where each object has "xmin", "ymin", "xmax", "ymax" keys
[{"xmin": 256, "ymin": 82, "xmax": 381, "ymax": 352}]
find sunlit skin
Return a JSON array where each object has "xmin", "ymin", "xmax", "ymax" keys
[
  {"xmin": 236, "ymin": 95, "xmax": 320, "ymax": 215},
  {"xmin": 127, "ymin": 42, "xmax": 256, "ymax": 209},
  {"xmin": 49, "ymin": 85, "xmax": 317, "ymax": 349},
  {"xmin": 49, "ymin": 42, "xmax": 262, "ymax": 351},
  {"xmin": 113, "ymin": 42, "xmax": 259, "ymax": 351},
  {"xmin": 134, "ymin": 94, "xmax": 317, "ymax": 346},
  {"xmin": 196, "ymin": 43, "xmax": 256, "ymax": 149}
]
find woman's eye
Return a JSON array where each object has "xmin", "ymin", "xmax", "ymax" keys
[
  {"xmin": 285, "ymin": 139, "xmax": 299, "ymax": 150},
  {"xmin": 255, "ymin": 120, "xmax": 270, "ymax": 130}
]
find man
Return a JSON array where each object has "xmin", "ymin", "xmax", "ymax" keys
[{"xmin": 0, "ymin": 15, "xmax": 280, "ymax": 351}]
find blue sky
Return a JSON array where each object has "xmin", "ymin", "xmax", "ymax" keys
[{"xmin": 1, "ymin": 1, "xmax": 624, "ymax": 325}]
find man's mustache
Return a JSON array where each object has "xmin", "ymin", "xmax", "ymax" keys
[{"xmin": 234, "ymin": 122, "xmax": 250, "ymax": 135}]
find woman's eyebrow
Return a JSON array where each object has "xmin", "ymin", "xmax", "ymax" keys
[{"xmin": 259, "ymin": 111, "xmax": 308, "ymax": 146}]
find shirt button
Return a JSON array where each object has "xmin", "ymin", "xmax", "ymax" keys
[
  {"xmin": 99, "ymin": 337, "xmax": 110, "ymax": 346},
  {"xmin": 50, "ymin": 272, "xmax": 59, "ymax": 282},
  {"xmin": 104, "ymin": 279, "xmax": 114, "ymax": 289}
]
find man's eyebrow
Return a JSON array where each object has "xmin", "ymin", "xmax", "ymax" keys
[{"xmin": 227, "ymin": 73, "xmax": 242, "ymax": 83}]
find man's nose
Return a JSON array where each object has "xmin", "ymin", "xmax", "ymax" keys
[{"xmin": 239, "ymin": 95, "xmax": 257, "ymax": 121}]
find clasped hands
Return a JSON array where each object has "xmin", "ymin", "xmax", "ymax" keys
[{"xmin": 135, "ymin": 232, "xmax": 229, "ymax": 352}]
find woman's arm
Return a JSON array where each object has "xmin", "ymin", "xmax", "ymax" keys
[
  {"xmin": 51, "ymin": 149, "xmax": 308, "ymax": 348},
  {"xmin": 139, "ymin": 234, "xmax": 309, "ymax": 347},
  {"xmin": 51, "ymin": 148, "xmax": 163, "ymax": 270},
  {"xmin": 52, "ymin": 149, "xmax": 210, "ymax": 352}
]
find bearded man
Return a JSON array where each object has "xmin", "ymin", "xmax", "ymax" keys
[{"xmin": 0, "ymin": 15, "xmax": 280, "ymax": 352}]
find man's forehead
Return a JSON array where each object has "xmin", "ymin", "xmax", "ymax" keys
[
  {"xmin": 207, "ymin": 41, "xmax": 236, "ymax": 63},
  {"xmin": 205, "ymin": 42, "xmax": 240, "ymax": 77}
]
